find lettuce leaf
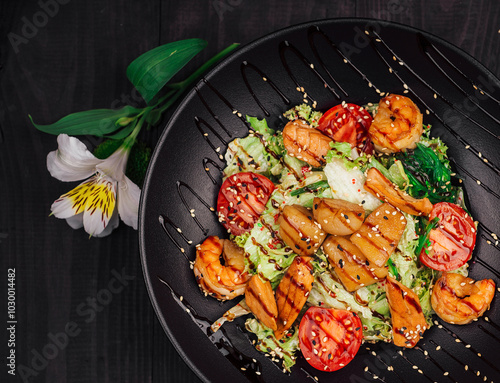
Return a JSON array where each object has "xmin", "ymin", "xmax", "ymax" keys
[
  {"xmin": 223, "ymin": 116, "xmax": 284, "ymax": 180},
  {"xmin": 245, "ymin": 317, "xmax": 300, "ymax": 372},
  {"xmin": 307, "ymin": 271, "xmax": 392, "ymax": 342},
  {"xmin": 283, "ymin": 103, "xmax": 323, "ymax": 127}
]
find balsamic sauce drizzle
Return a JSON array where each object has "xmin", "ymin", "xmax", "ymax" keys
[
  {"xmin": 413, "ymin": 345, "xmax": 457, "ymax": 382},
  {"xmin": 157, "ymin": 276, "xmax": 265, "ymax": 383},
  {"xmin": 477, "ymin": 324, "xmax": 500, "ymax": 343},
  {"xmin": 428, "ymin": 339, "xmax": 486, "ymax": 380},
  {"xmin": 417, "ymin": 33, "xmax": 500, "ymax": 131},
  {"xmin": 194, "ymin": 115, "xmax": 227, "ymax": 161},
  {"xmin": 279, "ymin": 40, "xmax": 339, "ymax": 100},
  {"xmin": 416, "ymin": 33, "xmax": 500, "ymax": 106},
  {"xmin": 202, "ymin": 157, "xmax": 224, "ymax": 185},
  {"xmin": 306, "ymin": 26, "xmax": 348, "ymax": 98},
  {"xmin": 473, "ymin": 254, "xmax": 500, "ymax": 279},
  {"xmin": 367, "ymin": 30, "xmax": 500, "ymax": 176},
  {"xmin": 394, "ymin": 350, "xmax": 434, "ymax": 382},
  {"xmin": 370, "ymin": 29, "xmax": 500, "ymax": 141},
  {"xmin": 482, "ymin": 316, "xmax": 500, "ymax": 332},
  {"xmin": 158, "ymin": 215, "xmax": 191, "ymax": 261},
  {"xmin": 202, "ymin": 78, "xmax": 251, "ymax": 128},
  {"xmin": 450, "ymin": 158, "xmax": 500, "ymax": 200},
  {"xmin": 435, "ymin": 320, "xmax": 500, "ymax": 373},
  {"xmin": 363, "ymin": 345, "xmax": 407, "ymax": 382},
  {"xmin": 176, "ymin": 180, "xmax": 215, "ymax": 235},
  {"xmin": 156, "ymin": 24, "xmax": 500, "ymax": 382},
  {"xmin": 241, "ymin": 61, "xmax": 291, "ymax": 116},
  {"xmin": 195, "ymin": 84, "xmax": 233, "ymax": 137}
]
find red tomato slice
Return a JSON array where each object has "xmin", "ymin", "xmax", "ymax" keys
[
  {"xmin": 299, "ymin": 307, "xmax": 363, "ymax": 372},
  {"xmin": 420, "ymin": 202, "xmax": 476, "ymax": 271},
  {"xmin": 216, "ymin": 172, "xmax": 275, "ymax": 236},
  {"xmin": 317, "ymin": 103, "xmax": 373, "ymax": 153}
]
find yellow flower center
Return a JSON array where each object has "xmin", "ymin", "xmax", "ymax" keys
[{"xmin": 62, "ymin": 175, "xmax": 116, "ymax": 219}]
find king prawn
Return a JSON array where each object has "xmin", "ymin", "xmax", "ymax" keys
[{"xmin": 192, "ymin": 94, "xmax": 495, "ymax": 373}]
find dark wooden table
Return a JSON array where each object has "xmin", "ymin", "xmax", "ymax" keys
[{"xmin": 1, "ymin": 1, "xmax": 499, "ymax": 382}]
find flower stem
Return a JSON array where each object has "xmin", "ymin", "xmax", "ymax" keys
[{"xmin": 122, "ymin": 116, "xmax": 144, "ymax": 150}]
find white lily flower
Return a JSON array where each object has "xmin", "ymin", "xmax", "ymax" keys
[{"xmin": 47, "ymin": 134, "xmax": 141, "ymax": 237}]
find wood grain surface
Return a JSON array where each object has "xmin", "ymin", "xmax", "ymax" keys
[{"xmin": 0, "ymin": 1, "xmax": 499, "ymax": 382}]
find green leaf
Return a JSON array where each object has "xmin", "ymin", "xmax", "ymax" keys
[
  {"xmin": 145, "ymin": 109, "xmax": 162, "ymax": 126},
  {"xmin": 30, "ymin": 105, "xmax": 142, "ymax": 136},
  {"xmin": 105, "ymin": 123, "xmax": 137, "ymax": 140},
  {"xmin": 127, "ymin": 39, "xmax": 207, "ymax": 104}
]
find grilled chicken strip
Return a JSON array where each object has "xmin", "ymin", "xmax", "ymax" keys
[
  {"xmin": 364, "ymin": 167, "xmax": 433, "ymax": 216},
  {"xmin": 245, "ymin": 275, "xmax": 278, "ymax": 330},
  {"xmin": 313, "ymin": 197, "xmax": 365, "ymax": 236},
  {"xmin": 282, "ymin": 119, "xmax": 332, "ymax": 167},
  {"xmin": 350, "ymin": 203, "xmax": 406, "ymax": 267},
  {"xmin": 385, "ymin": 276, "xmax": 427, "ymax": 348},
  {"xmin": 278, "ymin": 204, "xmax": 326, "ymax": 257},
  {"xmin": 274, "ymin": 256, "xmax": 314, "ymax": 339},
  {"xmin": 323, "ymin": 235, "xmax": 388, "ymax": 292}
]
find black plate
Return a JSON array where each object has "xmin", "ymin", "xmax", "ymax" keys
[{"xmin": 139, "ymin": 18, "xmax": 500, "ymax": 383}]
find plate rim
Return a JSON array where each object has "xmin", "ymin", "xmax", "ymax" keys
[{"xmin": 139, "ymin": 17, "xmax": 500, "ymax": 383}]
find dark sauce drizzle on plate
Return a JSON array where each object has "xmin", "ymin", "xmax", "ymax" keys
[
  {"xmin": 155, "ymin": 23, "xmax": 500, "ymax": 382},
  {"xmin": 157, "ymin": 276, "xmax": 265, "ymax": 383},
  {"xmin": 368, "ymin": 29, "xmax": 500, "ymax": 175},
  {"xmin": 241, "ymin": 61, "xmax": 290, "ymax": 117}
]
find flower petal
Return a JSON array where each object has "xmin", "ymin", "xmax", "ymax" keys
[
  {"xmin": 65, "ymin": 213, "xmax": 84, "ymax": 229},
  {"xmin": 96, "ymin": 146, "xmax": 129, "ymax": 181},
  {"xmin": 51, "ymin": 177, "xmax": 101, "ymax": 218},
  {"xmin": 82, "ymin": 176, "xmax": 117, "ymax": 237},
  {"xmin": 93, "ymin": 208, "xmax": 119, "ymax": 237},
  {"xmin": 47, "ymin": 134, "xmax": 100, "ymax": 182},
  {"xmin": 117, "ymin": 176, "xmax": 141, "ymax": 230}
]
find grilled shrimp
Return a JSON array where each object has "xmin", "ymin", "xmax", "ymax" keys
[
  {"xmin": 194, "ymin": 236, "xmax": 251, "ymax": 300},
  {"xmin": 283, "ymin": 119, "xmax": 332, "ymax": 167},
  {"xmin": 368, "ymin": 94, "xmax": 423, "ymax": 153},
  {"xmin": 431, "ymin": 273, "xmax": 495, "ymax": 325}
]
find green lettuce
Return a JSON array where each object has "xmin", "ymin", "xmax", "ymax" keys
[
  {"xmin": 235, "ymin": 187, "xmax": 294, "ymax": 286},
  {"xmin": 307, "ymin": 271, "xmax": 392, "ymax": 342},
  {"xmin": 245, "ymin": 317, "xmax": 300, "ymax": 372},
  {"xmin": 223, "ymin": 116, "xmax": 284, "ymax": 180},
  {"xmin": 283, "ymin": 103, "xmax": 323, "ymax": 127}
]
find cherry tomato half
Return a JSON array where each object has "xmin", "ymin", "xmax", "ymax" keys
[
  {"xmin": 298, "ymin": 307, "xmax": 363, "ymax": 372},
  {"xmin": 420, "ymin": 202, "xmax": 476, "ymax": 271},
  {"xmin": 216, "ymin": 172, "xmax": 275, "ymax": 236},
  {"xmin": 317, "ymin": 103, "xmax": 373, "ymax": 153}
]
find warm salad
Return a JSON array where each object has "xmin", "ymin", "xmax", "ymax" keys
[{"xmin": 192, "ymin": 94, "xmax": 496, "ymax": 373}]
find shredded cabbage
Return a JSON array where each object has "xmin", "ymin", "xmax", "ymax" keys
[
  {"xmin": 307, "ymin": 271, "xmax": 392, "ymax": 342},
  {"xmin": 245, "ymin": 317, "xmax": 300, "ymax": 372}
]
